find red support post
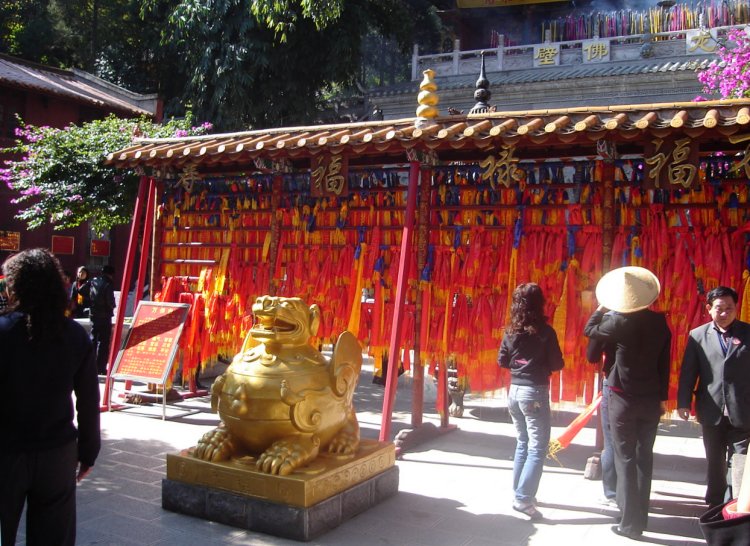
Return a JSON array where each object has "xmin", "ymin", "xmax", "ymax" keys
[
  {"xmin": 379, "ymin": 161, "xmax": 420, "ymax": 442},
  {"xmin": 134, "ymin": 179, "xmax": 155, "ymax": 320},
  {"xmin": 103, "ymin": 176, "xmax": 149, "ymax": 410}
]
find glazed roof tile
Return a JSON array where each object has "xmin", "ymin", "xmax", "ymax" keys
[{"xmin": 107, "ymin": 99, "xmax": 750, "ymax": 170}]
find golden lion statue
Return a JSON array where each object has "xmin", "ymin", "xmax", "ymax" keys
[{"xmin": 194, "ymin": 296, "xmax": 362, "ymax": 476}]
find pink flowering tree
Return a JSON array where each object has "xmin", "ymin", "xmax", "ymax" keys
[
  {"xmin": 697, "ymin": 28, "xmax": 750, "ymax": 99},
  {"xmin": 1, "ymin": 114, "xmax": 212, "ymax": 232}
]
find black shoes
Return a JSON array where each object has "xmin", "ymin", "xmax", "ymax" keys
[{"xmin": 611, "ymin": 525, "xmax": 642, "ymax": 540}]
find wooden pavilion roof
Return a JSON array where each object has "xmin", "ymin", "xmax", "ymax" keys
[{"xmin": 107, "ymin": 99, "xmax": 750, "ymax": 172}]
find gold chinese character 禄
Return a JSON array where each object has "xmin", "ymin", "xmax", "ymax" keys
[
  {"xmin": 480, "ymin": 145, "xmax": 522, "ymax": 189},
  {"xmin": 584, "ymin": 42, "xmax": 608, "ymax": 61},
  {"xmin": 535, "ymin": 47, "xmax": 558, "ymax": 65}
]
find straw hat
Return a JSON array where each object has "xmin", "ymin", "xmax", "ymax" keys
[{"xmin": 595, "ymin": 266, "xmax": 661, "ymax": 313}]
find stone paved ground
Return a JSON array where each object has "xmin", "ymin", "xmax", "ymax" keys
[{"xmin": 15, "ymin": 362, "xmax": 708, "ymax": 545}]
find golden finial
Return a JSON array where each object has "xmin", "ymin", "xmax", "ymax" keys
[{"xmin": 416, "ymin": 69, "xmax": 439, "ymax": 123}]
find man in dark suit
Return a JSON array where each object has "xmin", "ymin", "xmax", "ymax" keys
[
  {"xmin": 678, "ymin": 286, "xmax": 750, "ymax": 508},
  {"xmin": 585, "ymin": 266, "xmax": 672, "ymax": 540}
]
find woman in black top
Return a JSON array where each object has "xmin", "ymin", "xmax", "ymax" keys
[
  {"xmin": 69, "ymin": 265, "xmax": 92, "ymax": 318},
  {"xmin": 0, "ymin": 248, "xmax": 100, "ymax": 545},
  {"xmin": 498, "ymin": 283, "xmax": 564, "ymax": 521}
]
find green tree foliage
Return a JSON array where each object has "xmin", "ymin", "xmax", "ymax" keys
[
  {"xmin": 145, "ymin": 0, "xmax": 443, "ymax": 129},
  {"xmin": 0, "ymin": 115, "xmax": 212, "ymax": 232},
  {"xmin": 250, "ymin": 0, "xmax": 345, "ymax": 41},
  {"xmin": 2, "ymin": 1, "xmax": 443, "ymax": 129}
]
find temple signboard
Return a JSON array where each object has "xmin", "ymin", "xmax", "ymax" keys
[
  {"xmin": 311, "ymin": 154, "xmax": 349, "ymax": 197},
  {"xmin": 686, "ymin": 29, "xmax": 718, "ymax": 54},
  {"xmin": 644, "ymin": 137, "xmax": 699, "ymax": 189},
  {"xmin": 480, "ymin": 145, "xmax": 523, "ymax": 188},
  {"xmin": 582, "ymin": 39, "xmax": 610, "ymax": 63},
  {"xmin": 533, "ymin": 44, "xmax": 560, "ymax": 67}
]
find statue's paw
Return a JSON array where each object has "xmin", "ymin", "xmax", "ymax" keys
[
  {"xmin": 328, "ymin": 431, "xmax": 359, "ymax": 455},
  {"xmin": 256, "ymin": 436, "xmax": 319, "ymax": 475},
  {"xmin": 449, "ymin": 403, "xmax": 464, "ymax": 418},
  {"xmin": 194, "ymin": 428, "xmax": 234, "ymax": 462}
]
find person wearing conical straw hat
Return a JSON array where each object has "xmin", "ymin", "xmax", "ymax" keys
[
  {"xmin": 584, "ymin": 266, "xmax": 672, "ymax": 540},
  {"xmin": 677, "ymin": 286, "xmax": 750, "ymax": 512}
]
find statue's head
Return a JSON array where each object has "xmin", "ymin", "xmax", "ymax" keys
[{"xmin": 250, "ymin": 296, "xmax": 320, "ymax": 346}]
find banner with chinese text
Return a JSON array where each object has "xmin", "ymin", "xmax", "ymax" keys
[{"xmin": 111, "ymin": 301, "xmax": 190, "ymax": 384}]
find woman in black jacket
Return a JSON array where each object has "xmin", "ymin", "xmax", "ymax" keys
[
  {"xmin": 0, "ymin": 248, "xmax": 101, "ymax": 545},
  {"xmin": 498, "ymin": 283, "xmax": 564, "ymax": 521}
]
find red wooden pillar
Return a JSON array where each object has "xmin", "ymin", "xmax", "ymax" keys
[
  {"xmin": 379, "ymin": 160, "xmax": 420, "ymax": 441},
  {"xmin": 104, "ymin": 176, "xmax": 152, "ymax": 410},
  {"xmin": 134, "ymin": 180, "xmax": 156, "ymax": 315}
]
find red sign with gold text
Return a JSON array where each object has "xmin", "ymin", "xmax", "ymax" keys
[
  {"xmin": 111, "ymin": 302, "xmax": 190, "ymax": 384},
  {"xmin": 91, "ymin": 239, "xmax": 111, "ymax": 257}
]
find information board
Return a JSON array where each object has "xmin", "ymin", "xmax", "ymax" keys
[{"xmin": 111, "ymin": 301, "xmax": 190, "ymax": 384}]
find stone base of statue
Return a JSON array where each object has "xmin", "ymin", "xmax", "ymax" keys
[{"xmin": 162, "ymin": 439, "xmax": 398, "ymax": 541}]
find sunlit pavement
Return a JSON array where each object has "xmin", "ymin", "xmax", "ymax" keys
[{"xmin": 17, "ymin": 359, "xmax": 708, "ymax": 545}]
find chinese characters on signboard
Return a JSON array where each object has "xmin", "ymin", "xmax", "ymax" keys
[
  {"xmin": 533, "ymin": 44, "xmax": 560, "ymax": 67},
  {"xmin": 686, "ymin": 29, "xmax": 718, "ymax": 54},
  {"xmin": 91, "ymin": 239, "xmax": 111, "ymax": 257},
  {"xmin": 112, "ymin": 302, "xmax": 190, "ymax": 384},
  {"xmin": 644, "ymin": 137, "xmax": 698, "ymax": 188},
  {"xmin": 0, "ymin": 231, "xmax": 20, "ymax": 252},
  {"xmin": 582, "ymin": 39, "xmax": 610, "ymax": 63},
  {"xmin": 480, "ymin": 145, "xmax": 523, "ymax": 188},
  {"xmin": 311, "ymin": 154, "xmax": 349, "ymax": 197}
]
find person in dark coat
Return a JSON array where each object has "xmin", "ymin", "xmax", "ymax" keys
[
  {"xmin": 584, "ymin": 266, "xmax": 672, "ymax": 540},
  {"xmin": 0, "ymin": 248, "xmax": 101, "ymax": 546},
  {"xmin": 89, "ymin": 264, "xmax": 116, "ymax": 375},
  {"xmin": 498, "ymin": 282, "xmax": 564, "ymax": 521},
  {"xmin": 69, "ymin": 265, "xmax": 92, "ymax": 318},
  {"xmin": 677, "ymin": 286, "xmax": 750, "ymax": 508}
]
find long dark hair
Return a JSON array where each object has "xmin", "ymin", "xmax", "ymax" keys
[
  {"xmin": 2, "ymin": 248, "xmax": 68, "ymax": 342},
  {"xmin": 507, "ymin": 282, "xmax": 547, "ymax": 335}
]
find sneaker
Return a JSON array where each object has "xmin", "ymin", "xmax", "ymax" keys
[
  {"xmin": 599, "ymin": 496, "xmax": 618, "ymax": 509},
  {"xmin": 513, "ymin": 501, "xmax": 544, "ymax": 521}
]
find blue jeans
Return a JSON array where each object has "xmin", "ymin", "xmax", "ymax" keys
[
  {"xmin": 601, "ymin": 381, "xmax": 617, "ymax": 500},
  {"xmin": 508, "ymin": 384, "xmax": 551, "ymax": 504}
]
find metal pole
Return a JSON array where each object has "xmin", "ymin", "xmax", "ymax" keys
[{"xmin": 379, "ymin": 161, "xmax": 420, "ymax": 442}]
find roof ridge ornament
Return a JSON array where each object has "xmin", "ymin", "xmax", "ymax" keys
[
  {"xmin": 469, "ymin": 51, "xmax": 492, "ymax": 115},
  {"xmin": 415, "ymin": 69, "xmax": 439, "ymax": 128}
]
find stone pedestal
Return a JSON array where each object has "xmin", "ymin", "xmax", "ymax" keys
[{"xmin": 162, "ymin": 440, "xmax": 398, "ymax": 541}]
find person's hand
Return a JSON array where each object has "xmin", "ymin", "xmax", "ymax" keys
[
  {"xmin": 596, "ymin": 305, "xmax": 608, "ymax": 312},
  {"xmin": 660, "ymin": 401, "xmax": 667, "ymax": 416},
  {"xmin": 77, "ymin": 463, "xmax": 93, "ymax": 483},
  {"xmin": 677, "ymin": 407, "xmax": 691, "ymax": 421}
]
